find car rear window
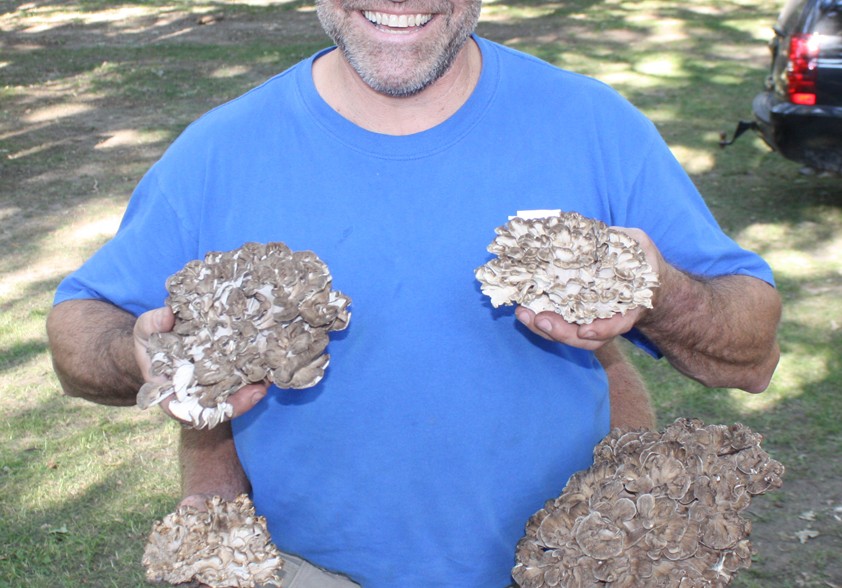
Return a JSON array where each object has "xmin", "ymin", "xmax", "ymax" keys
[{"xmin": 815, "ymin": 5, "xmax": 842, "ymax": 35}]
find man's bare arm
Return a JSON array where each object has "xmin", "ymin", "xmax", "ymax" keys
[
  {"xmin": 46, "ymin": 299, "xmax": 143, "ymax": 405},
  {"xmin": 48, "ymin": 299, "xmax": 268, "ymax": 415},
  {"xmin": 49, "ymin": 299, "xmax": 257, "ymax": 509},
  {"xmin": 515, "ymin": 229, "xmax": 782, "ymax": 393},
  {"xmin": 596, "ymin": 341, "xmax": 656, "ymax": 431},
  {"xmin": 179, "ymin": 424, "xmax": 251, "ymax": 507},
  {"xmin": 635, "ymin": 266, "xmax": 781, "ymax": 393}
]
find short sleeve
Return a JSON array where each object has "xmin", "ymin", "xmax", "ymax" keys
[
  {"xmin": 608, "ymin": 122, "xmax": 775, "ymax": 358},
  {"xmin": 53, "ymin": 167, "xmax": 198, "ymax": 317},
  {"xmin": 616, "ymin": 133, "xmax": 774, "ymax": 287}
]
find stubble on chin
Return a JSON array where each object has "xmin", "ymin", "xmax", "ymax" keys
[
  {"xmin": 345, "ymin": 38, "xmax": 455, "ymax": 97},
  {"xmin": 315, "ymin": 0, "xmax": 480, "ymax": 97}
]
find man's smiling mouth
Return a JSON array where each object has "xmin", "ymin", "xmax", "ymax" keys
[{"xmin": 362, "ymin": 11, "xmax": 433, "ymax": 28}]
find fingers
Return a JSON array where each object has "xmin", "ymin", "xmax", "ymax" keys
[
  {"xmin": 159, "ymin": 382, "xmax": 270, "ymax": 424},
  {"xmin": 224, "ymin": 382, "xmax": 270, "ymax": 418},
  {"xmin": 513, "ymin": 225, "xmax": 664, "ymax": 349},
  {"xmin": 515, "ymin": 307, "xmax": 605, "ymax": 350},
  {"xmin": 135, "ymin": 307, "xmax": 270, "ymax": 426},
  {"xmin": 515, "ymin": 306, "xmax": 642, "ymax": 350}
]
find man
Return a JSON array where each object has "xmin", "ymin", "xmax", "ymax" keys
[{"xmin": 46, "ymin": 0, "xmax": 781, "ymax": 585}]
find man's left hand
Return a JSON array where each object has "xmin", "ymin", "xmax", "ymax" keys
[
  {"xmin": 514, "ymin": 226, "xmax": 662, "ymax": 350},
  {"xmin": 515, "ymin": 304, "xmax": 646, "ymax": 350}
]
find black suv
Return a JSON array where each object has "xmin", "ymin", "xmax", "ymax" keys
[{"xmin": 724, "ymin": 0, "xmax": 842, "ymax": 173}]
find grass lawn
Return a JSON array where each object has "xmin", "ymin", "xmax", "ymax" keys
[{"xmin": 1, "ymin": 0, "xmax": 840, "ymax": 586}]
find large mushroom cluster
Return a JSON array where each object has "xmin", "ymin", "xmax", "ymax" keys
[
  {"xmin": 475, "ymin": 213, "xmax": 659, "ymax": 324},
  {"xmin": 137, "ymin": 242, "xmax": 351, "ymax": 429},
  {"xmin": 143, "ymin": 494, "xmax": 283, "ymax": 588},
  {"xmin": 512, "ymin": 418, "xmax": 785, "ymax": 588}
]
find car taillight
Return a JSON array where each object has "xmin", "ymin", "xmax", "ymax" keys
[{"xmin": 787, "ymin": 34, "xmax": 820, "ymax": 105}]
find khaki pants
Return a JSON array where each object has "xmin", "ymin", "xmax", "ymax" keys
[{"xmin": 275, "ymin": 553, "xmax": 361, "ymax": 588}]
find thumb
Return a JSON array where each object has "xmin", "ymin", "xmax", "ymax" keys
[
  {"xmin": 226, "ymin": 382, "xmax": 270, "ymax": 418},
  {"xmin": 133, "ymin": 307, "xmax": 175, "ymax": 382},
  {"xmin": 134, "ymin": 307, "xmax": 175, "ymax": 341}
]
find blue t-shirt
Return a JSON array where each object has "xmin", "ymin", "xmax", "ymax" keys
[{"xmin": 55, "ymin": 37, "xmax": 774, "ymax": 587}]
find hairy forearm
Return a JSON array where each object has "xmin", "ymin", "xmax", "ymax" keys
[
  {"xmin": 596, "ymin": 341, "xmax": 656, "ymax": 431},
  {"xmin": 46, "ymin": 299, "xmax": 142, "ymax": 405},
  {"xmin": 637, "ymin": 266, "xmax": 781, "ymax": 392},
  {"xmin": 48, "ymin": 300, "xmax": 250, "ymax": 502},
  {"xmin": 180, "ymin": 424, "xmax": 250, "ymax": 499}
]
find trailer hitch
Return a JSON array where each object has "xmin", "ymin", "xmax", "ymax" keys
[{"xmin": 719, "ymin": 120, "xmax": 759, "ymax": 148}]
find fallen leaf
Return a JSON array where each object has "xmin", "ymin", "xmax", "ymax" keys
[
  {"xmin": 794, "ymin": 529, "xmax": 820, "ymax": 543},
  {"xmin": 41, "ymin": 524, "xmax": 69, "ymax": 535}
]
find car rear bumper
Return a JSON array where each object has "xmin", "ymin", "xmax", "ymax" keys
[{"xmin": 753, "ymin": 90, "xmax": 842, "ymax": 171}]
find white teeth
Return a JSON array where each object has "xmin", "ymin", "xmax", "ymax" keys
[{"xmin": 363, "ymin": 11, "xmax": 432, "ymax": 28}]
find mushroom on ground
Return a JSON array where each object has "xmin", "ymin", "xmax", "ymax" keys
[
  {"xmin": 474, "ymin": 213, "xmax": 659, "ymax": 324},
  {"xmin": 143, "ymin": 494, "xmax": 283, "ymax": 588},
  {"xmin": 512, "ymin": 418, "xmax": 785, "ymax": 588},
  {"xmin": 136, "ymin": 242, "xmax": 351, "ymax": 429}
]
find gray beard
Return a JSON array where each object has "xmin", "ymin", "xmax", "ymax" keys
[
  {"xmin": 339, "ymin": 32, "xmax": 472, "ymax": 97},
  {"xmin": 316, "ymin": 1, "xmax": 480, "ymax": 98}
]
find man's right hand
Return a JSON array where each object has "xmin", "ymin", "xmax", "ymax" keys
[
  {"xmin": 133, "ymin": 306, "xmax": 176, "ymax": 382},
  {"xmin": 133, "ymin": 306, "xmax": 269, "ymax": 425}
]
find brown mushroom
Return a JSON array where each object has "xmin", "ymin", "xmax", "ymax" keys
[
  {"xmin": 512, "ymin": 418, "xmax": 784, "ymax": 587},
  {"xmin": 136, "ymin": 242, "xmax": 351, "ymax": 429},
  {"xmin": 474, "ymin": 213, "xmax": 659, "ymax": 324},
  {"xmin": 143, "ymin": 494, "xmax": 283, "ymax": 588}
]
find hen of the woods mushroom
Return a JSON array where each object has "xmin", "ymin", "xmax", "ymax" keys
[
  {"xmin": 474, "ymin": 213, "xmax": 659, "ymax": 324},
  {"xmin": 144, "ymin": 495, "xmax": 283, "ymax": 587},
  {"xmin": 513, "ymin": 418, "xmax": 785, "ymax": 588},
  {"xmin": 136, "ymin": 242, "xmax": 351, "ymax": 429}
]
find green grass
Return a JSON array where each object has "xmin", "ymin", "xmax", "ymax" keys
[{"xmin": 2, "ymin": 0, "xmax": 841, "ymax": 586}]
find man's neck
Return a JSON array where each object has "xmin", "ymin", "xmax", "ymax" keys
[{"xmin": 312, "ymin": 39, "xmax": 482, "ymax": 136}]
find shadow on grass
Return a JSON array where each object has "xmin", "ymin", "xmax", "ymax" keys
[
  {"xmin": 0, "ymin": 389, "xmax": 180, "ymax": 586},
  {"xmin": 0, "ymin": 275, "xmax": 62, "ymax": 309},
  {"xmin": 477, "ymin": 0, "xmax": 842, "ymax": 230},
  {"xmin": 1, "ymin": 1, "xmax": 328, "ymax": 279},
  {"xmin": 639, "ymin": 269, "xmax": 841, "ymax": 434},
  {"xmin": 0, "ymin": 467, "xmax": 175, "ymax": 587},
  {"xmin": 0, "ymin": 0, "xmax": 315, "ymax": 18},
  {"xmin": 0, "ymin": 339, "xmax": 48, "ymax": 372}
]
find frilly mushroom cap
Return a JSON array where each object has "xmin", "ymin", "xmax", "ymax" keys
[
  {"xmin": 143, "ymin": 494, "xmax": 283, "ymax": 588},
  {"xmin": 474, "ymin": 213, "xmax": 659, "ymax": 324},
  {"xmin": 136, "ymin": 242, "xmax": 351, "ymax": 429},
  {"xmin": 512, "ymin": 418, "xmax": 784, "ymax": 588}
]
